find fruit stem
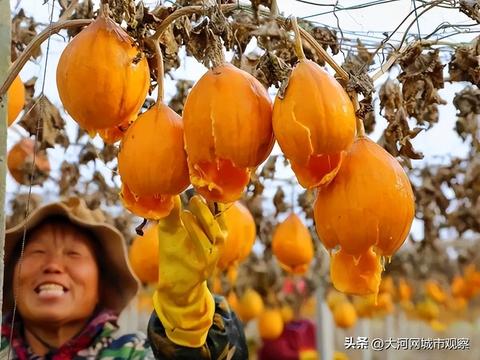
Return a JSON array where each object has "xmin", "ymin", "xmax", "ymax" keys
[
  {"xmin": 100, "ymin": 1, "xmax": 109, "ymax": 17},
  {"xmin": 291, "ymin": 17, "xmax": 306, "ymax": 61},
  {"xmin": 153, "ymin": 39, "xmax": 165, "ymax": 104},
  {"xmin": 290, "ymin": 22, "xmax": 349, "ymax": 82},
  {"xmin": 351, "ymin": 94, "xmax": 365, "ymax": 137}
]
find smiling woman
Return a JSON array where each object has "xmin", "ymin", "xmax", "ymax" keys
[
  {"xmin": 12, "ymin": 219, "xmax": 100, "ymax": 351},
  {"xmin": 0, "ymin": 198, "xmax": 151, "ymax": 359},
  {"xmin": 1, "ymin": 197, "xmax": 248, "ymax": 360}
]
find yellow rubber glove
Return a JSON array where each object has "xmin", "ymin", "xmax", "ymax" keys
[{"xmin": 153, "ymin": 195, "xmax": 226, "ymax": 348}]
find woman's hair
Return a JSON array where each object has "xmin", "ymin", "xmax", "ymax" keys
[{"xmin": 4, "ymin": 215, "xmax": 107, "ymax": 314}]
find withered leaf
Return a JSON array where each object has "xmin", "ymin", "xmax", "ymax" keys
[
  {"xmin": 11, "ymin": 9, "xmax": 41, "ymax": 59},
  {"xmin": 59, "ymin": 161, "xmax": 80, "ymax": 195},
  {"xmin": 398, "ymin": 45, "xmax": 445, "ymax": 125},
  {"xmin": 310, "ymin": 26, "xmax": 339, "ymax": 56},
  {"xmin": 273, "ymin": 187, "xmax": 288, "ymax": 215},
  {"xmin": 298, "ymin": 189, "xmax": 315, "ymax": 219},
  {"xmin": 168, "ymin": 80, "xmax": 194, "ymax": 115},
  {"xmin": 79, "ymin": 142, "xmax": 98, "ymax": 164},
  {"xmin": 449, "ymin": 38, "xmax": 480, "ymax": 86},
  {"xmin": 99, "ymin": 144, "xmax": 118, "ymax": 163},
  {"xmin": 259, "ymin": 155, "xmax": 277, "ymax": 179},
  {"xmin": 67, "ymin": 0, "xmax": 94, "ymax": 38},
  {"xmin": 378, "ymin": 79, "xmax": 423, "ymax": 164},
  {"xmin": 6, "ymin": 193, "xmax": 42, "ymax": 228},
  {"xmin": 23, "ymin": 77, "xmax": 37, "ymax": 104},
  {"xmin": 453, "ymin": 86, "xmax": 480, "ymax": 151},
  {"xmin": 19, "ymin": 96, "xmax": 66, "ymax": 150}
]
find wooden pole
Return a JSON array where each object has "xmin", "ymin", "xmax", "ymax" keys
[
  {"xmin": 315, "ymin": 287, "xmax": 334, "ymax": 360},
  {"xmin": 0, "ymin": 0, "xmax": 11, "ymax": 323}
]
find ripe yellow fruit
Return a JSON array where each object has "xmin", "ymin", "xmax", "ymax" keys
[
  {"xmin": 333, "ymin": 302, "xmax": 357, "ymax": 329},
  {"xmin": 7, "ymin": 75, "xmax": 25, "ymax": 126},
  {"xmin": 128, "ymin": 225, "xmax": 159, "ymax": 284},
  {"xmin": 258, "ymin": 309, "xmax": 284, "ymax": 340},
  {"xmin": 237, "ymin": 288, "xmax": 264, "ymax": 322},
  {"xmin": 56, "ymin": 15, "xmax": 149, "ymax": 136},
  {"xmin": 280, "ymin": 305, "xmax": 294, "ymax": 324}
]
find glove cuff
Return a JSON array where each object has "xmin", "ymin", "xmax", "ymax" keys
[{"xmin": 153, "ymin": 282, "xmax": 215, "ymax": 348}]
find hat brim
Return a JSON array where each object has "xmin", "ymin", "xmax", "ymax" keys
[{"xmin": 4, "ymin": 201, "xmax": 140, "ymax": 315}]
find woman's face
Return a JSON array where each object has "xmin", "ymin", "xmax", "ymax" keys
[{"xmin": 13, "ymin": 221, "xmax": 100, "ymax": 326}]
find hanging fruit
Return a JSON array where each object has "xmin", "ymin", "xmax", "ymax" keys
[
  {"xmin": 353, "ymin": 296, "xmax": 374, "ymax": 318},
  {"xmin": 425, "ymin": 280, "xmax": 447, "ymax": 304},
  {"xmin": 416, "ymin": 299, "xmax": 439, "ymax": 321},
  {"xmin": 118, "ymin": 41, "xmax": 189, "ymax": 220},
  {"xmin": 333, "ymin": 301, "xmax": 357, "ymax": 329},
  {"xmin": 326, "ymin": 289, "xmax": 348, "ymax": 311},
  {"xmin": 56, "ymin": 8, "xmax": 149, "ymax": 141},
  {"xmin": 227, "ymin": 291, "xmax": 240, "ymax": 314},
  {"xmin": 236, "ymin": 288, "xmax": 264, "ymax": 322},
  {"xmin": 280, "ymin": 304, "xmax": 294, "ymax": 324},
  {"xmin": 7, "ymin": 75, "xmax": 25, "ymax": 126},
  {"xmin": 272, "ymin": 213, "xmax": 314, "ymax": 274},
  {"xmin": 258, "ymin": 308, "xmax": 284, "ymax": 340},
  {"xmin": 7, "ymin": 138, "xmax": 50, "ymax": 185},
  {"xmin": 430, "ymin": 319, "xmax": 447, "ymax": 332},
  {"xmin": 272, "ymin": 20, "xmax": 355, "ymax": 189},
  {"xmin": 398, "ymin": 278, "xmax": 413, "ymax": 302},
  {"xmin": 314, "ymin": 136, "xmax": 415, "ymax": 296},
  {"xmin": 118, "ymin": 102, "xmax": 189, "ymax": 219},
  {"xmin": 129, "ymin": 224, "xmax": 159, "ymax": 284},
  {"xmin": 120, "ymin": 184, "xmax": 175, "ymax": 221},
  {"xmin": 375, "ymin": 292, "xmax": 395, "ymax": 315},
  {"xmin": 217, "ymin": 201, "xmax": 256, "ymax": 271},
  {"xmin": 183, "ymin": 63, "xmax": 274, "ymax": 202}
]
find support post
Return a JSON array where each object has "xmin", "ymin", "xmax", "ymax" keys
[{"xmin": 0, "ymin": 0, "xmax": 12, "ymax": 324}]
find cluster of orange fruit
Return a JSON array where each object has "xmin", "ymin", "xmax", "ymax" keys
[
  {"xmin": 6, "ymin": 8, "xmax": 416, "ymax": 300},
  {"xmin": 322, "ymin": 268, "xmax": 480, "ymax": 332},
  {"xmin": 56, "ymin": 11, "xmax": 415, "ymax": 295}
]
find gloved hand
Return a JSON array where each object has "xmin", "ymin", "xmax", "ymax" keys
[{"xmin": 153, "ymin": 195, "xmax": 227, "ymax": 348}]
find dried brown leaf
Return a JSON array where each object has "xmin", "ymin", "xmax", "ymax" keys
[
  {"xmin": 398, "ymin": 45, "xmax": 445, "ymax": 125},
  {"xmin": 449, "ymin": 38, "xmax": 480, "ymax": 85},
  {"xmin": 59, "ymin": 161, "xmax": 80, "ymax": 195},
  {"xmin": 273, "ymin": 187, "xmax": 288, "ymax": 215},
  {"xmin": 19, "ymin": 96, "xmax": 67, "ymax": 150},
  {"xmin": 168, "ymin": 80, "xmax": 194, "ymax": 115},
  {"xmin": 6, "ymin": 193, "xmax": 42, "ymax": 228},
  {"xmin": 11, "ymin": 9, "xmax": 41, "ymax": 59},
  {"xmin": 79, "ymin": 142, "xmax": 98, "ymax": 164}
]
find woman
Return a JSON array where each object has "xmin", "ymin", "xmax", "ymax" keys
[{"xmin": 1, "ymin": 196, "xmax": 247, "ymax": 359}]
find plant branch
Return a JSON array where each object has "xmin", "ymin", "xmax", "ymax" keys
[
  {"xmin": 0, "ymin": 19, "xmax": 92, "ymax": 99},
  {"xmin": 58, "ymin": 0, "xmax": 79, "ymax": 22},
  {"xmin": 151, "ymin": 4, "xmax": 238, "ymax": 41},
  {"xmin": 151, "ymin": 3, "xmax": 349, "ymax": 81}
]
